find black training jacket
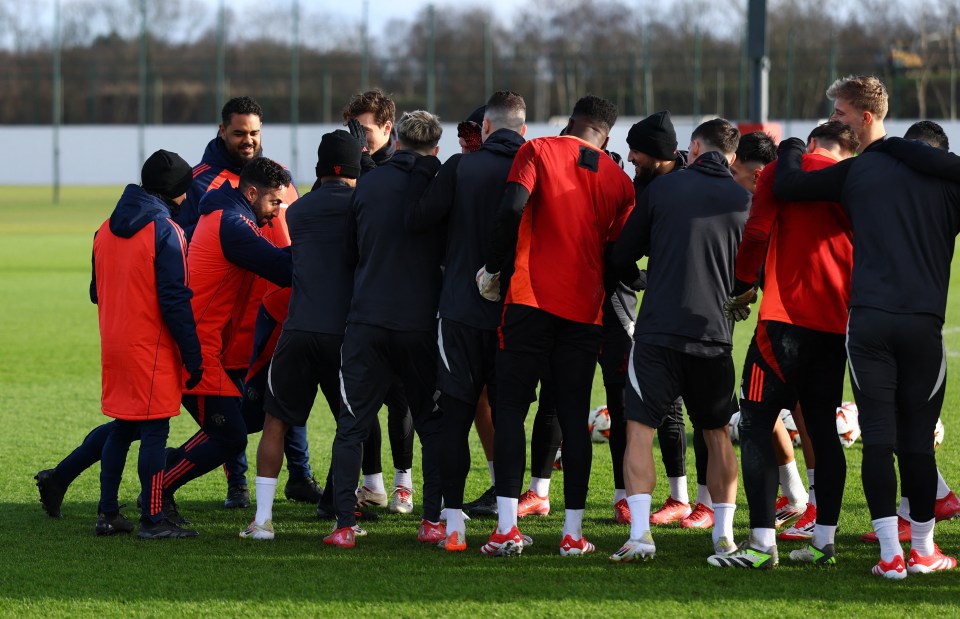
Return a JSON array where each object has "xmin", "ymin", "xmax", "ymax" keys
[
  {"xmin": 346, "ymin": 151, "xmax": 445, "ymax": 332},
  {"xmin": 284, "ymin": 180, "xmax": 356, "ymax": 335},
  {"xmin": 612, "ymin": 151, "xmax": 751, "ymax": 355},
  {"xmin": 407, "ymin": 129, "xmax": 525, "ymax": 330}
]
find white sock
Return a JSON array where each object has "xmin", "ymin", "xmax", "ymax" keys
[
  {"xmin": 487, "ymin": 461, "xmax": 496, "ymax": 485},
  {"xmin": 254, "ymin": 476, "xmax": 278, "ymax": 525},
  {"xmin": 447, "ymin": 508, "xmax": 466, "ymax": 535},
  {"xmin": 872, "ymin": 516, "xmax": 904, "ymax": 562},
  {"xmin": 562, "ymin": 508, "xmax": 584, "ymax": 539},
  {"xmin": 363, "ymin": 473, "xmax": 385, "ymax": 495},
  {"xmin": 911, "ymin": 517, "xmax": 935, "ymax": 555},
  {"xmin": 668, "ymin": 476, "xmax": 689, "ymax": 504},
  {"xmin": 712, "ymin": 503, "xmax": 736, "ymax": 545},
  {"xmin": 751, "ymin": 527, "xmax": 776, "ymax": 550},
  {"xmin": 778, "ymin": 461, "xmax": 808, "ymax": 505},
  {"xmin": 897, "ymin": 497, "xmax": 911, "ymax": 520},
  {"xmin": 807, "ymin": 469, "xmax": 817, "ymax": 507},
  {"xmin": 529, "ymin": 476, "xmax": 551, "ymax": 497},
  {"xmin": 812, "ymin": 524, "xmax": 836, "ymax": 548},
  {"xmin": 627, "ymin": 494, "xmax": 652, "ymax": 540},
  {"xmin": 936, "ymin": 468, "xmax": 951, "ymax": 500},
  {"xmin": 496, "ymin": 496, "xmax": 518, "ymax": 534},
  {"xmin": 614, "ymin": 488, "xmax": 627, "ymax": 503},
  {"xmin": 695, "ymin": 484, "xmax": 713, "ymax": 509},
  {"xmin": 394, "ymin": 469, "xmax": 412, "ymax": 489}
]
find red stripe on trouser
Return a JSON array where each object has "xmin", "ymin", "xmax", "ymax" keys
[
  {"xmin": 184, "ymin": 432, "xmax": 209, "ymax": 452},
  {"xmin": 163, "ymin": 460, "xmax": 195, "ymax": 488},
  {"xmin": 755, "ymin": 367, "xmax": 765, "ymax": 402},
  {"xmin": 197, "ymin": 396, "xmax": 206, "ymax": 426},
  {"xmin": 222, "ymin": 463, "xmax": 230, "ymax": 480},
  {"xmin": 749, "ymin": 364, "xmax": 757, "ymax": 401},
  {"xmin": 151, "ymin": 471, "xmax": 163, "ymax": 515}
]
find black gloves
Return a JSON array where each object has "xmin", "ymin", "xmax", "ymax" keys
[
  {"xmin": 347, "ymin": 118, "xmax": 377, "ymax": 172},
  {"xmin": 457, "ymin": 121, "xmax": 482, "ymax": 153},
  {"xmin": 185, "ymin": 367, "xmax": 204, "ymax": 391}
]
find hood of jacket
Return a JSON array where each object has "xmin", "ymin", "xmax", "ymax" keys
[
  {"xmin": 109, "ymin": 184, "xmax": 172, "ymax": 238},
  {"xmin": 688, "ymin": 150, "xmax": 733, "ymax": 178},
  {"xmin": 386, "ymin": 150, "xmax": 420, "ymax": 173},
  {"xmin": 481, "ymin": 129, "xmax": 525, "ymax": 157},
  {"xmin": 198, "ymin": 182, "xmax": 255, "ymax": 220}
]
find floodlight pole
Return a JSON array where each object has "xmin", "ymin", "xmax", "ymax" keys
[
  {"xmin": 291, "ymin": 0, "xmax": 300, "ymax": 182},
  {"xmin": 361, "ymin": 0, "xmax": 370, "ymax": 90},
  {"xmin": 747, "ymin": 0, "xmax": 768, "ymax": 123},
  {"xmin": 427, "ymin": 4, "xmax": 436, "ymax": 112},
  {"xmin": 52, "ymin": 0, "xmax": 61, "ymax": 204},
  {"xmin": 138, "ymin": 0, "xmax": 147, "ymax": 167},
  {"xmin": 216, "ymin": 0, "xmax": 226, "ymax": 116}
]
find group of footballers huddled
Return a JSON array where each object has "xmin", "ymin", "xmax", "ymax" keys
[{"xmin": 34, "ymin": 74, "xmax": 960, "ymax": 579}]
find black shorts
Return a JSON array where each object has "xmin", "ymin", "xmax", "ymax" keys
[
  {"xmin": 436, "ymin": 318, "xmax": 497, "ymax": 405},
  {"xmin": 263, "ymin": 329, "xmax": 343, "ymax": 427},
  {"xmin": 739, "ymin": 320, "xmax": 846, "ymax": 413},
  {"xmin": 626, "ymin": 341, "xmax": 734, "ymax": 430}
]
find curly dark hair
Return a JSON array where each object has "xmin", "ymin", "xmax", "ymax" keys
[
  {"xmin": 342, "ymin": 89, "xmax": 396, "ymax": 126},
  {"xmin": 239, "ymin": 157, "xmax": 291, "ymax": 192},
  {"xmin": 571, "ymin": 95, "xmax": 618, "ymax": 132},
  {"xmin": 221, "ymin": 96, "xmax": 263, "ymax": 125}
]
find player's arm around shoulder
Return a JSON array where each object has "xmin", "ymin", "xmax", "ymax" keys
[{"xmin": 219, "ymin": 210, "xmax": 293, "ymax": 288}]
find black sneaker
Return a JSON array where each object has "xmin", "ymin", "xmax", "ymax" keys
[
  {"xmin": 95, "ymin": 511, "xmax": 135, "ymax": 536},
  {"xmin": 224, "ymin": 485, "xmax": 251, "ymax": 509},
  {"xmin": 35, "ymin": 469, "xmax": 66, "ymax": 518},
  {"xmin": 464, "ymin": 486, "xmax": 498, "ymax": 518},
  {"xmin": 163, "ymin": 496, "xmax": 192, "ymax": 526},
  {"xmin": 284, "ymin": 476, "xmax": 323, "ymax": 503},
  {"xmin": 138, "ymin": 517, "xmax": 199, "ymax": 539}
]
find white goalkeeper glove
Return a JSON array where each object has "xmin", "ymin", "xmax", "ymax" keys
[{"xmin": 476, "ymin": 266, "xmax": 502, "ymax": 302}]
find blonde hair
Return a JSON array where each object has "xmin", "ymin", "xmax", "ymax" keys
[
  {"xmin": 396, "ymin": 110, "xmax": 442, "ymax": 152},
  {"xmin": 826, "ymin": 75, "xmax": 888, "ymax": 121}
]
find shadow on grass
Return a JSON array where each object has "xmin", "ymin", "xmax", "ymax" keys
[{"xmin": 3, "ymin": 498, "xmax": 959, "ymax": 609}]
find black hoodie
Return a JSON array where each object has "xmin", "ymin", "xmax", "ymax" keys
[
  {"xmin": 407, "ymin": 128, "xmax": 526, "ymax": 330},
  {"xmin": 612, "ymin": 151, "xmax": 751, "ymax": 354}
]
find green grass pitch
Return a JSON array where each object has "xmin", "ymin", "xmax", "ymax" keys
[{"xmin": 1, "ymin": 185, "xmax": 958, "ymax": 617}]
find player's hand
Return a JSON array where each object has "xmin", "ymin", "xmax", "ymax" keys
[
  {"xmin": 476, "ymin": 266, "xmax": 501, "ymax": 302},
  {"xmin": 185, "ymin": 367, "xmax": 204, "ymax": 390},
  {"xmin": 722, "ymin": 287, "xmax": 757, "ymax": 322},
  {"xmin": 346, "ymin": 118, "xmax": 369, "ymax": 152}
]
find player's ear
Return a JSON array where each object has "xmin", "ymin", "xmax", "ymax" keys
[{"xmin": 519, "ymin": 124, "xmax": 527, "ymax": 137}]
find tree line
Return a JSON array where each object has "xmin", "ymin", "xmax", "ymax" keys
[{"xmin": 1, "ymin": 0, "xmax": 959, "ymax": 124}]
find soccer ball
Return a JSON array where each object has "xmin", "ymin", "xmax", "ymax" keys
[
  {"xmin": 728, "ymin": 410, "xmax": 741, "ymax": 443},
  {"xmin": 780, "ymin": 409, "xmax": 801, "ymax": 447},
  {"xmin": 836, "ymin": 401, "xmax": 861, "ymax": 448},
  {"xmin": 935, "ymin": 417, "xmax": 945, "ymax": 449},
  {"xmin": 588, "ymin": 405, "xmax": 611, "ymax": 443}
]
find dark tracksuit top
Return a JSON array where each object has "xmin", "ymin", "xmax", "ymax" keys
[
  {"xmin": 612, "ymin": 150, "xmax": 751, "ymax": 356},
  {"xmin": 92, "ymin": 185, "xmax": 201, "ymax": 419},
  {"xmin": 346, "ymin": 150, "xmax": 444, "ymax": 332},
  {"xmin": 406, "ymin": 128, "xmax": 525, "ymax": 331},
  {"xmin": 284, "ymin": 180, "xmax": 356, "ymax": 335}
]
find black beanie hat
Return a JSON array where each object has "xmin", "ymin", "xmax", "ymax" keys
[
  {"xmin": 316, "ymin": 130, "xmax": 362, "ymax": 180},
  {"xmin": 465, "ymin": 105, "xmax": 486, "ymax": 126},
  {"xmin": 626, "ymin": 111, "xmax": 678, "ymax": 160},
  {"xmin": 141, "ymin": 149, "xmax": 193, "ymax": 199}
]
